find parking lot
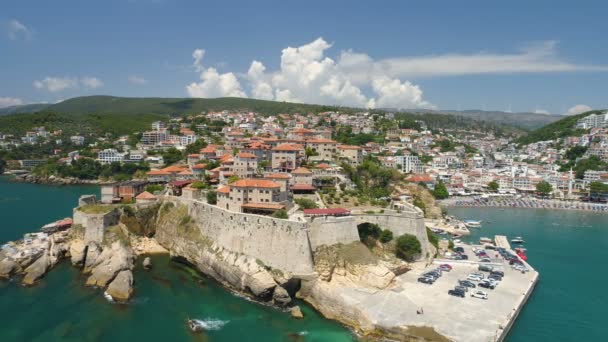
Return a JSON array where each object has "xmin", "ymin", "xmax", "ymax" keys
[{"xmin": 392, "ymin": 243, "xmax": 539, "ymax": 341}]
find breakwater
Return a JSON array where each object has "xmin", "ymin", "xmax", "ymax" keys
[{"xmin": 442, "ymin": 197, "xmax": 608, "ymax": 212}]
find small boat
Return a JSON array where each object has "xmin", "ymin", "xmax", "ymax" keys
[
  {"xmin": 511, "ymin": 237, "xmax": 525, "ymax": 244},
  {"xmin": 464, "ymin": 220, "xmax": 482, "ymax": 228},
  {"xmin": 516, "ymin": 249, "xmax": 528, "ymax": 261},
  {"xmin": 480, "ymin": 237, "xmax": 493, "ymax": 244}
]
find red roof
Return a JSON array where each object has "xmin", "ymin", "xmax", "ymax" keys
[
  {"xmin": 241, "ymin": 203, "xmax": 285, "ymax": 210},
  {"xmin": 136, "ymin": 191, "xmax": 157, "ymax": 200},
  {"xmin": 265, "ymin": 173, "xmax": 291, "ymax": 179},
  {"xmin": 169, "ymin": 180, "xmax": 194, "ymax": 188},
  {"xmin": 290, "ymin": 184, "xmax": 316, "ymax": 190},
  {"xmin": 217, "ymin": 186, "xmax": 230, "ymax": 194},
  {"xmin": 231, "ymin": 179, "xmax": 280, "ymax": 188},
  {"xmin": 292, "ymin": 167, "xmax": 312, "ymax": 175},
  {"xmin": 273, "ymin": 143, "xmax": 304, "ymax": 152},
  {"xmin": 236, "ymin": 152, "xmax": 257, "ymax": 159},
  {"xmin": 303, "ymin": 208, "xmax": 351, "ymax": 216}
]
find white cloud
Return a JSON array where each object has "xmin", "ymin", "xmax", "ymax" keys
[
  {"xmin": 33, "ymin": 76, "xmax": 103, "ymax": 92},
  {"xmin": 33, "ymin": 77, "xmax": 78, "ymax": 92},
  {"xmin": 128, "ymin": 75, "xmax": 147, "ymax": 85},
  {"xmin": 565, "ymin": 104, "xmax": 592, "ymax": 115},
  {"xmin": 185, "ymin": 38, "xmax": 608, "ymax": 109},
  {"xmin": 0, "ymin": 97, "xmax": 23, "ymax": 108},
  {"xmin": 4, "ymin": 19, "xmax": 32, "ymax": 41},
  {"xmin": 187, "ymin": 69, "xmax": 246, "ymax": 98},
  {"xmin": 81, "ymin": 77, "xmax": 103, "ymax": 89},
  {"xmin": 534, "ymin": 109, "xmax": 551, "ymax": 115}
]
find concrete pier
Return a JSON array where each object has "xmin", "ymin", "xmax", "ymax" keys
[
  {"xmin": 494, "ymin": 235, "xmax": 511, "ymax": 249},
  {"xmin": 392, "ymin": 241, "xmax": 539, "ymax": 341}
]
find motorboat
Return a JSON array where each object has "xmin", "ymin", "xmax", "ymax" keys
[
  {"xmin": 479, "ymin": 237, "xmax": 493, "ymax": 244},
  {"xmin": 511, "ymin": 237, "xmax": 525, "ymax": 244},
  {"xmin": 464, "ymin": 220, "xmax": 482, "ymax": 228}
]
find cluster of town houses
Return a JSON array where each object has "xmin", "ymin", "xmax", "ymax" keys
[{"xmin": 3, "ymin": 109, "xmax": 608, "ymax": 210}]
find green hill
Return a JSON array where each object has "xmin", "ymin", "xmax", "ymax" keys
[
  {"xmin": 45, "ymin": 95, "xmax": 343, "ymax": 116},
  {"xmin": 0, "ymin": 95, "xmax": 525, "ymax": 137},
  {"xmin": 516, "ymin": 110, "xmax": 607, "ymax": 145},
  {"xmin": 0, "ymin": 103, "xmax": 50, "ymax": 116}
]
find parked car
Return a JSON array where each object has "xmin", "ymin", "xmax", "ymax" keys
[
  {"xmin": 418, "ymin": 276, "xmax": 434, "ymax": 284},
  {"xmin": 488, "ymin": 274, "xmax": 502, "ymax": 281},
  {"xmin": 455, "ymin": 285, "xmax": 468, "ymax": 293},
  {"xmin": 478, "ymin": 280, "xmax": 496, "ymax": 289},
  {"xmin": 440, "ymin": 264, "xmax": 452, "ymax": 271},
  {"xmin": 490, "ymin": 270, "xmax": 504, "ymax": 277},
  {"xmin": 448, "ymin": 288, "xmax": 465, "ymax": 298},
  {"xmin": 478, "ymin": 264, "xmax": 493, "ymax": 272},
  {"xmin": 454, "ymin": 247, "xmax": 465, "ymax": 253},
  {"xmin": 471, "ymin": 290, "xmax": 488, "ymax": 300},
  {"xmin": 480, "ymin": 257, "xmax": 492, "ymax": 263},
  {"xmin": 467, "ymin": 274, "xmax": 483, "ymax": 282},
  {"xmin": 459, "ymin": 280, "xmax": 476, "ymax": 288}
]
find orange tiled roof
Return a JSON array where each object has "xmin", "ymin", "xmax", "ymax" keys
[
  {"xmin": 306, "ymin": 138, "xmax": 336, "ymax": 144},
  {"xmin": 315, "ymin": 163, "xmax": 331, "ymax": 169},
  {"xmin": 236, "ymin": 152, "xmax": 257, "ymax": 159},
  {"xmin": 265, "ymin": 173, "xmax": 291, "ymax": 179},
  {"xmin": 147, "ymin": 170, "xmax": 170, "ymax": 175},
  {"xmin": 338, "ymin": 145, "xmax": 362, "ymax": 150},
  {"xmin": 292, "ymin": 167, "xmax": 312, "ymax": 175},
  {"xmin": 162, "ymin": 165, "xmax": 188, "ymax": 173},
  {"xmin": 231, "ymin": 179, "xmax": 280, "ymax": 188},
  {"xmin": 273, "ymin": 143, "xmax": 304, "ymax": 152},
  {"xmin": 136, "ymin": 191, "xmax": 157, "ymax": 200},
  {"xmin": 241, "ymin": 203, "xmax": 285, "ymax": 210},
  {"xmin": 192, "ymin": 163, "xmax": 208, "ymax": 169},
  {"xmin": 217, "ymin": 186, "xmax": 230, "ymax": 194},
  {"xmin": 200, "ymin": 147, "xmax": 217, "ymax": 153}
]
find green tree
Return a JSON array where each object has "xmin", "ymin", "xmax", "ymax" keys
[
  {"xmin": 206, "ymin": 190, "xmax": 217, "ymax": 205},
  {"xmin": 395, "ymin": 234, "xmax": 422, "ymax": 261},
  {"xmin": 185, "ymin": 139, "xmax": 208, "ymax": 155},
  {"xmin": 272, "ymin": 209, "xmax": 289, "ymax": 219},
  {"xmin": 433, "ymin": 180, "xmax": 449, "ymax": 199},
  {"xmin": 190, "ymin": 180, "xmax": 207, "ymax": 189},
  {"xmin": 227, "ymin": 175, "xmax": 239, "ymax": 184},
  {"xmin": 426, "ymin": 227, "xmax": 439, "ymax": 249},
  {"xmin": 294, "ymin": 198, "xmax": 318, "ymax": 209},
  {"xmin": 162, "ymin": 148, "xmax": 184, "ymax": 166},
  {"xmin": 379, "ymin": 229, "xmax": 393, "ymax": 243},
  {"xmin": 535, "ymin": 181, "xmax": 553, "ymax": 197},
  {"xmin": 488, "ymin": 181, "xmax": 499, "ymax": 192},
  {"xmin": 305, "ymin": 147, "xmax": 319, "ymax": 161},
  {"xmin": 0, "ymin": 159, "xmax": 6, "ymax": 174},
  {"xmin": 589, "ymin": 181, "xmax": 608, "ymax": 195}
]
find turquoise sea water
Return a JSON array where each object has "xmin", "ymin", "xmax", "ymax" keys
[
  {"xmin": 0, "ymin": 177, "xmax": 355, "ymax": 342},
  {"xmin": 448, "ymin": 207, "xmax": 608, "ymax": 342}
]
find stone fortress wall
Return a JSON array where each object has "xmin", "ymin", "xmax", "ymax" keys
[
  {"xmin": 177, "ymin": 197, "xmax": 429, "ymax": 275},
  {"xmin": 73, "ymin": 208, "xmax": 121, "ymax": 244}
]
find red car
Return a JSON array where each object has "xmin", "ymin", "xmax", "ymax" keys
[{"xmin": 440, "ymin": 264, "xmax": 453, "ymax": 271}]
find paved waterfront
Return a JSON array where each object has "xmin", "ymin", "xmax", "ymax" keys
[
  {"xmin": 442, "ymin": 197, "xmax": 608, "ymax": 212},
  {"xmin": 391, "ymin": 243, "xmax": 538, "ymax": 341}
]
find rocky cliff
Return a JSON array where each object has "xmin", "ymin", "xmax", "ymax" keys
[{"xmin": 153, "ymin": 202, "xmax": 295, "ymax": 306}]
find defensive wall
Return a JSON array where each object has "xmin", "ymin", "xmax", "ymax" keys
[
  {"xmin": 72, "ymin": 207, "xmax": 121, "ymax": 244},
  {"xmin": 174, "ymin": 197, "xmax": 429, "ymax": 275}
]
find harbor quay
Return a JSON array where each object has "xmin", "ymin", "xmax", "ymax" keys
[
  {"xmin": 442, "ymin": 197, "xmax": 608, "ymax": 212},
  {"xmin": 392, "ymin": 240, "xmax": 538, "ymax": 341}
]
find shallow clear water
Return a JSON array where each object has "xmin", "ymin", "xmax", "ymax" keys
[
  {"xmin": 0, "ymin": 177, "xmax": 355, "ymax": 342},
  {"xmin": 448, "ymin": 207, "xmax": 608, "ymax": 342}
]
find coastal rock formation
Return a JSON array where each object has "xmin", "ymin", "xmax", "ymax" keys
[
  {"xmin": 86, "ymin": 241, "xmax": 134, "ymax": 287},
  {"xmin": 69, "ymin": 239, "xmax": 86, "ymax": 266},
  {"xmin": 0, "ymin": 257, "xmax": 19, "ymax": 278},
  {"xmin": 272, "ymin": 286, "xmax": 292, "ymax": 307},
  {"xmin": 290, "ymin": 306, "xmax": 304, "ymax": 319},
  {"xmin": 154, "ymin": 203, "xmax": 288, "ymax": 303},
  {"xmin": 22, "ymin": 254, "xmax": 49, "ymax": 286},
  {"xmin": 83, "ymin": 242, "xmax": 102, "ymax": 273},
  {"xmin": 11, "ymin": 173, "xmax": 112, "ymax": 186},
  {"xmin": 143, "ymin": 257, "xmax": 152, "ymax": 270},
  {"xmin": 106, "ymin": 270, "xmax": 134, "ymax": 302}
]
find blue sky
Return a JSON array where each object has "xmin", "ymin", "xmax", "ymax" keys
[{"xmin": 1, "ymin": 0, "xmax": 607, "ymax": 114}]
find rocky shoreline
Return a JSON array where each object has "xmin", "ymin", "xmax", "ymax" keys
[{"xmin": 10, "ymin": 173, "xmax": 115, "ymax": 186}]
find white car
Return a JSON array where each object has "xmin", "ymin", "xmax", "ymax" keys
[
  {"xmin": 471, "ymin": 290, "xmax": 488, "ymax": 299},
  {"xmin": 467, "ymin": 274, "xmax": 483, "ymax": 282}
]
